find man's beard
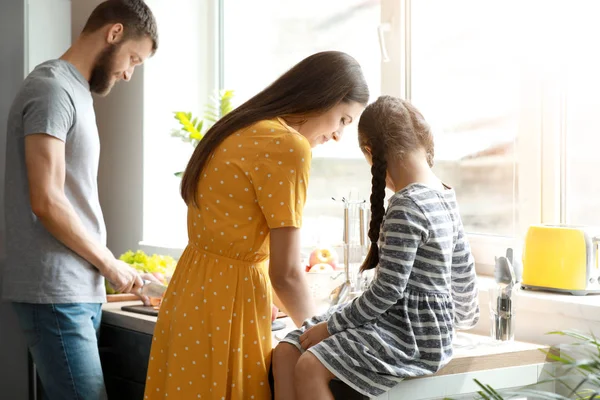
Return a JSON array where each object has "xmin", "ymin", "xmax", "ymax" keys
[{"xmin": 89, "ymin": 44, "xmax": 119, "ymax": 96}]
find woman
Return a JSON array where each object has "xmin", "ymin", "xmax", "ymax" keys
[{"xmin": 144, "ymin": 51, "xmax": 369, "ymax": 399}]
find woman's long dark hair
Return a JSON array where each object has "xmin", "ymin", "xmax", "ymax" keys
[
  {"xmin": 358, "ymin": 96, "xmax": 434, "ymax": 272},
  {"xmin": 181, "ymin": 51, "xmax": 369, "ymax": 206}
]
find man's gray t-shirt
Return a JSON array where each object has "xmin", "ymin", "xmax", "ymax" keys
[{"xmin": 3, "ymin": 59, "xmax": 107, "ymax": 303}]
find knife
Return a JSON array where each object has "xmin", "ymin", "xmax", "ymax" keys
[{"xmin": 140, "ymin": 280, "xmax": 167, "ymax": 298}]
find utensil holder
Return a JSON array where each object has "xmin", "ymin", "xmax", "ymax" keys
[
  {"xmin": 331, "ymin": 193, "xmax": 370, "ymax": 306},
  {"xmin": 489, "ymin": 285, "xmax": 517, "ymax": 341}
]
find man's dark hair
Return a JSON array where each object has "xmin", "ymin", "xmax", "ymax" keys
[{"xmin": 82, "ymin": 0, "xmax": 158, "ymax": 54}]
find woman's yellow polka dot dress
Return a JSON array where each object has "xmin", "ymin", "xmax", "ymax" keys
[{"xmin": 144, "ymin": 118, "xmax": 311, "ymax": 399}]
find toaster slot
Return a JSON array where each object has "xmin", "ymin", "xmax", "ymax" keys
[
  {"xmin": 595, "ymin": 237, "xmax": 600, "ymax": 270},
  {"xmin": 593, "ymin": 237, "xmax": 600, "ymax": 287}
]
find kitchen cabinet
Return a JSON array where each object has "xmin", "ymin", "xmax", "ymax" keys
[
  {"xmin": 99, "ymin": 322, "xmax": 152, "ymax": 400},
  {"xmin": 99, "ymin": 315, "xmax": 546, "ymax": 400},
  {"xmin": 101, "ymin": 302, "xmax": 555, "ymax": 400},
  {"xmin": 98, "ymin": 318, "xmax": 365, "ymax": 400}
]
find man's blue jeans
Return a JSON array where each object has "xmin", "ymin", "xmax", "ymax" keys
[{"xmin": 12, "ymin": 302, "xmax": 107, "ymax": 400}]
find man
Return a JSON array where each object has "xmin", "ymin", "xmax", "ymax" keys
[{"xmin": 3, "ymin": 1, "xmax": 158, "ymax": 399}]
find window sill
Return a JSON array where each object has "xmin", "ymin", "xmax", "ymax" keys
[
  {"xmin": 477, "ymin": 276, "xmax": 600, "ymax": 320},
  {"xmin": 137, "ymin": 241, "xmax": 185, "ymax": 259},
  {"xmin": 138, "ymin": 242, "xmax": 599, "ymax": 343},
  {"xmin": 472, "ymin": 276, "xmax": 600, "ymax": 345}
]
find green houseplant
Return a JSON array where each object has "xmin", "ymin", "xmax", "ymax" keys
[
  {"xmin": 171, "ymin": 89, "xmax": 235, "ymax": 177},
  {"xmin": 463, "ymin": 330, "xmax": 599, "ymax": 400}
]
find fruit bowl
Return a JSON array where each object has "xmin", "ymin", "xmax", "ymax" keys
[{"xmin": 308, "ymin": 247, "xmax": 339, "ymax": 269}]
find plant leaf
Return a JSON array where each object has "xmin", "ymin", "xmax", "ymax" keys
[
  {"xmin": 173, "ymin": 111, "xmax": 202, "ymax": 142},
  {"xmin": 474, "ymin": 379, "xmax": 505, "ymax": 400},
  {"xmin": 170, "ymin": 90, "xmax": 234, "ymax": 150},
  {"xmin": 507, "ymin": 388, "xmax": 570, "ymax": 400},
  {"xmin": 189, "ymin": 131, "xmax": 203, "ymax": 141},
  {"xmin": 220, "ymin": 89, "xmax": 234, "ymax": 117},
  {"xmin": 476, "ymin": 330, "xmax": 600, "ymax": 400}
]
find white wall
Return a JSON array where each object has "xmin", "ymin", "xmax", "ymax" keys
[
  {"xmin": 0, "ymin": 1, "xmax": 71, "ymax": 397},
  {"xmin": 27, "ymin": 0, "xmax": 72, "ymax": 68},
  {"xmin": 96, "ymin": 76, "xmax": 146, "ymax": 257},
  {"xmin": 72, "ymin": 0, "xmax": 145, "ymax": 257},
  {"xmin": 0, "ymin": 2, "xmax": 29, "ymax": 397}
]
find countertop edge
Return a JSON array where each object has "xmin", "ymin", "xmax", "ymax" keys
[
  {"xmin": 102, "ymin": 301, "xmax": 156, "ymax": 335},
  {"xmin": 101, "ymin": 302, "xmax": 553, "ymax": 378}
]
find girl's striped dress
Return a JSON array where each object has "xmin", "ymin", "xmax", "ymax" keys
[{"xmin": 281, "ymin": 183, "xmax": 480, "ymax": 398}]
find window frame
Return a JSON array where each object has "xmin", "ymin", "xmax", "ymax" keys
[
  {"xmin": 140, "ymin": 0, "xmax": 221, "ymax": 250},
  {"xmin": 379, "ymin": 0, "xmax": 561, "ymax": 275},
  {"xmin": 142, "ymin": 0, "xmax": 567, "ymax": 278}
]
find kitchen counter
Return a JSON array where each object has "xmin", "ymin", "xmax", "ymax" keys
[
  {"xmin": 102, "ymin": 301, "xmax": 555, "ymax": 399},
  {"xmin": 103, "ymin": 301, "xmax": 158, "ymax": 335}
]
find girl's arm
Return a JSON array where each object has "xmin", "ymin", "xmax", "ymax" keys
[
  {"xmin": 327, "ymin": 197, "xmax": 429, "ymax": 334},
  {"xmin": 450, "ymin": 226, "xmax": 479, "ymax": 329}
]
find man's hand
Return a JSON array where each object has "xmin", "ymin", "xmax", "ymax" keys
[
  {"xmin": 102, "ymin": 259, "xmax": 143, "ymax": 294},
  {"xmin": 300, "ymin": 321, "xmax": 331, "ymax": 350},
  {"xmin": 137, "ymin": 272, "xmax": 163, "ymax": 306}
]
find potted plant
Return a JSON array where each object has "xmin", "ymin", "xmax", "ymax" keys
[
  {"xmin": 171, "ymin": 89, "xmax": 235, "ymax": 177},
  {"xmin": 460, "ymin": 330, "xmax": 599, "ymax": 400}
]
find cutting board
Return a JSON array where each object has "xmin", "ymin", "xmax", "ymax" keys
[
  {"xmin": 121, "ymin": 304, "xmax": 159, "ymax": 316},
  {"xmin": 107, "ymin": 294, "xmax": 139, "ymax": 302}
]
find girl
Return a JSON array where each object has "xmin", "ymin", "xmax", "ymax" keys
[
  {"xmin": 144, "ymin": 51, "xmax": 369, "ymax": 400},
  {"xmin": 273, "ymin": 95, "xmax": 480, "ymax": 399}
]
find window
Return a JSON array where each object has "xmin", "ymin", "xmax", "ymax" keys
[
  {"xmin": 564, "ymin": 8, "xmax": 600, "ymax": 226},
  {"xmin": 389, "ymin": 1, "xmax": 600, "ymax": 263},
  {"xmin": 141, "ymin": 1, "xmax": 600, "ymax": 277},
  {"xmin": 384, "ymin": 0, "xmax": 554, "ymax": 238},
  {"xmin": 409, "ymin": 1, "xmax": 526, "ymax": 236},
  {"xmin": 222, "ymin": 0, "xmax": 382, "ymax": 247},
  {"xmin": 141, "ymin": 0, "xmax": 217, "ymax": 249}
]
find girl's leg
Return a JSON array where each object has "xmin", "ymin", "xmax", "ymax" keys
[
  {"xmin": 273, "ymin": 343, "xmax": 302, "ymax": 400},
  {"xmin": 295, "ymin": 352, "xmax": 335, "ymax": 400}
]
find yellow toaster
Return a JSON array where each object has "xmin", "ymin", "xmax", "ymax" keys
[{"xmin": 522, "ymin": 225, "xmax": 600, "ymax": 295}]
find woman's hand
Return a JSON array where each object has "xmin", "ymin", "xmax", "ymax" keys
[
  {"xmin": 300, "ymin": 321, "xmax": 331, "ymax": 350},
  {"xmin": 138, "ymin": 272, "xmax": 163, "ymax": 306}
]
